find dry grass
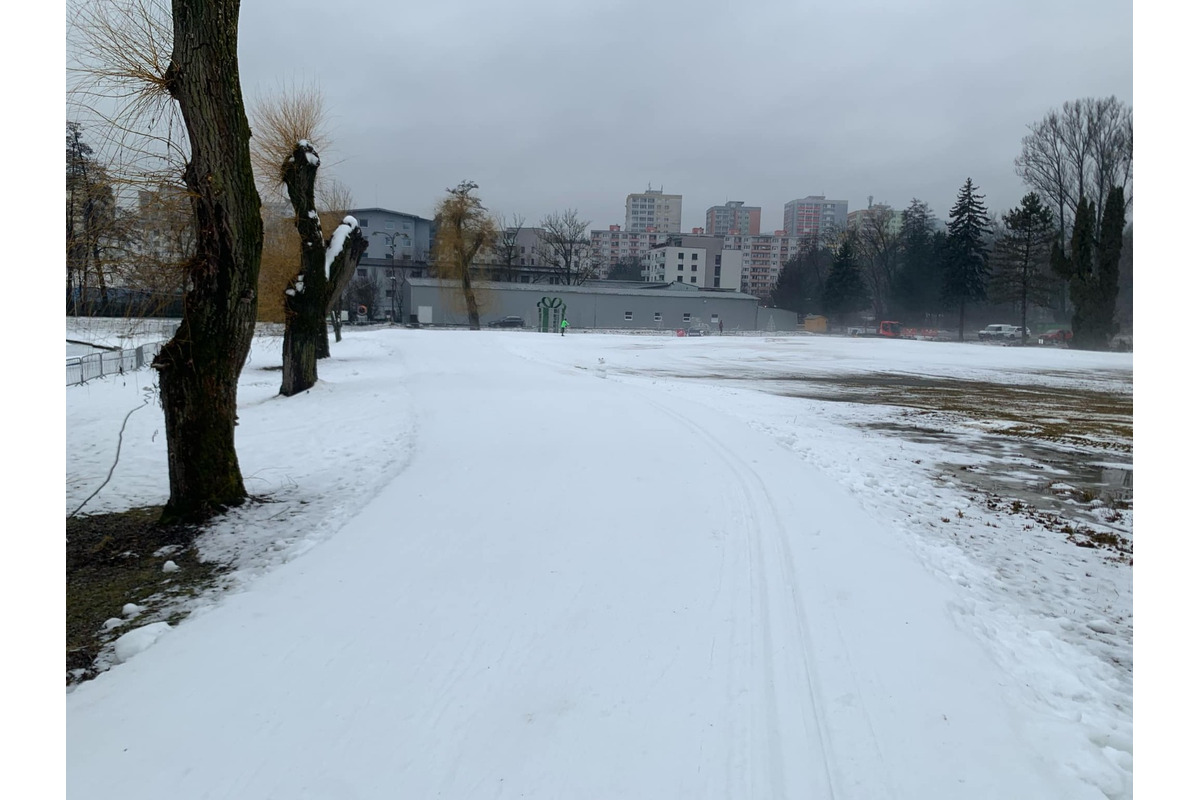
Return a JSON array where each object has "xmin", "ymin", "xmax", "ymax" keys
[
  {"xmin": 768, "ymin": 374, "xmax": 1132, "ymax": 453},
  {"xmin": 248, "ymin": 83, "xmax": 330, "ymax": 191},
  {"xmin": 66, "ymin": 507, "xmax": 225, "ymax": 685}
]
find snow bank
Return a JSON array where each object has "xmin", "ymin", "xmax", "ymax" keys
[{"xmin": 112, "ymin": 623, "xmax": 171, "ymax": 664}]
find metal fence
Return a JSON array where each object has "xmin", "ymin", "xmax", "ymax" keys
[{"xmin": 67, "ymin": 342, "xmax": 163, "ymax": 386}]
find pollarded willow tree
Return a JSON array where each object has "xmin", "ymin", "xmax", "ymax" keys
[
  {"xmin": 152, "ymin": 0, "xmax": 264, "ymax": 521},
  {"xmin": 247, "ymin": 85, "xmax": 366, "ymax": 396},
  {"xmin": 276, "ymin": 141, "xmax": 367, "ymax": 396},
  {"xmin": 249, "ymin": 84, "xmax": 360, "ymax": 353}
]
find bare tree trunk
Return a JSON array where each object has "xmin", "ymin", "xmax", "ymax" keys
[
  {"xmin": 153, "ymin": 0, "xmax": 263, "ymax": 522},
  {"xmin": 316, "ymin": 321, "xmax": 331, "ymax": 359},
  {"xmin": 319, "ymin": 226, "xmax": 365, "ymax": 357},
  {"xmin": 280, "ymin": 141, "xmax": 325, "ymax": 396},
  {"xmin": 319, "ymin": 230, "xmax": 367, "ymax": 355}
]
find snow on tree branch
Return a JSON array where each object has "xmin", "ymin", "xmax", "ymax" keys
[{"xmin": 324, "ymin": 215, "xmax": 360, "ymax": 279}]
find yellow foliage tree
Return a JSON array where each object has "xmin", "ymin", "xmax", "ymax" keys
[{"xmin": 432, "ymin": 181, "xmax": 497, "ymax": 329}]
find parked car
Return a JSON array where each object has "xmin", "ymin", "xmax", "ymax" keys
[
  {"xmin": 1041, "ymin": 328, "xmax": 1073, "ymax": 343},
  {"xmin": 686, "ymin": 323, "xmax": 711, "ymax": 336},
  {"xmin": 487, "ymin": 316, "xmax": 526, "ymax": 329},
  {"xmin": 978, "ymin": 324, "xmax": 1028, "ymax": 341}
]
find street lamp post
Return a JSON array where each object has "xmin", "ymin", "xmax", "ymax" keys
[
  {"xmin": 372, "ymin": 230, "xmax": 411, "ymax": 326},
  {"xmin": 389, "ymin": 273, "xmax": 397, "ymax": 324}
]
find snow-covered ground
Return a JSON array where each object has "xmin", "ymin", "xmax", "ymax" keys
[{"xmin": 65, "ymin": 322, "xmax": 1133, "ymax": 799}]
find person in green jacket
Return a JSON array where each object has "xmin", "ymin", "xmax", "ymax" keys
[{"xmin": 560, "ymin": 318, "xmax": 570, "ymax": 336}]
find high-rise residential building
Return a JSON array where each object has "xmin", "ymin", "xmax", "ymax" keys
[
  {"xmin": 782, "ymin": 196, "xmax": 848, "ymax": 239},
  {"xmin": 625, "ymin": 188, "xmax": 682, "ymax": 233},
  {"xmin": 722, "ymin": 232, "xmax": 809, "ymax": 299},
  {"xmin": 846, "ymin": 205, "xmax": 902, "ymax": 236},
  {"xmin": 635, "ymin": 232, "xmax": 807, "ymax": 298},
  {"xmin": 590, "ymin": 225, "xmax": 673, "ymax": 274},
  {"xmin": 705, "ymin": 201, "xmax": 761, "ymax": 236}
]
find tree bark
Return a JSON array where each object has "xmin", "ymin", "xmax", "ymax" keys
[
  {"xmin": 153, "ymin": 0, "xmax": 263, "ymax": 523},
  {"xmin": 462, "ymin": 269, "xmax": 481, "ymax": 329},
  {"xmin": 320, "ymin": 217, "xmax": 367, "ymax": 357},
  {"xmin": 280, "ymin": 142, "xmax": 325, "ymax": 396}
]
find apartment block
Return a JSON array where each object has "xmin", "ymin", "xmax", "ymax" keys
[
  {"xmin": 846, "ymin": 204, "xmax": 903, "ymax": 235},
  {"xmin": 722, "ymin": 232, "xmax": 811, "ymax": 299},
  {"xmin": 641, "ymin": 234, "xmax": 742, "ymax": 291},
  {"xmin": 625, "ymin": 188, "xmax": 682, "ymax": 233},
  {"xmin": 590, "ymin": 225, "xmax": 673, "ymax": 273},
  {"xmin": 782, "ymin": 196, "xmax": 848, "ymax": 239},
  {"xmin": 705, "ymin": 201, "xmax": 761, "ymax": 236}
]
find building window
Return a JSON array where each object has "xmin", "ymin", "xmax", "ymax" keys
[
  {"xmin": 690, "ymin": 276, "xmax": 697, "ymax": 283},
  {"xmin": 357, "ymin": 269, "xmax": 367, "ymax": 277},
  {"xmin": 624, "ymin": 311, "xmax": 633, "ymax": 321},
  {"xmin": 691, "ymin": 265, "xmax": 697, "ymax": 272},
  {"xmin": 654, "ymin": 312, "xmax": 662, "ymax": 322},
  {"xmin": 386, "ymin": 221, "xmax": 395, "ymax": 230},
  {"xmin": 692, "ymin": 253, "xmax": 698, "ymax": 260},
  {"xmin": 683, "ymin": 313, "xmax": 691, "ymax": 322},
  {"xmin": 678, "ymin": 252, "xmax": 684, "ymax": 260},
  {"xmin": 677, "ymin": 276, "xmax": 684, "ymax": 282},
  {"xmin": 359, "ymin": 218, "xmax": 368, "ymax": 227},
  {"xmin": 385, "ymin": 290, "xmax": 394, "ymax": 298},
  {"xmin": 711, "ymin": 314, "xmax": 719, "ymax": 323}
]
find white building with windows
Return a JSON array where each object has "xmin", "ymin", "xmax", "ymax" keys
[
  {"xmin": 641, "ymin": 234, "xmax": 742, "ymax": 291},
  {"xmin": 590, "ymin": 225, "xmax": 672, "ymax": 273},
  {"xmin": 625, "ymin": 188, "xmax": 682, "ymax": 233}
]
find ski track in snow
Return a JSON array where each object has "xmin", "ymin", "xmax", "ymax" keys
[
  {"xmin": 66, "ymin": 326, "xmax": 1131, "ymax": 799},
  {"xmin": 543, "ymin": 336, "xmax": 1131, "ymax": 800},
  {"xmin": 643, "ymin": 394, "xmax": 842, "ymax": 798}
]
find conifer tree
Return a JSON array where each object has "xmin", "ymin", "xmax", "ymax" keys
[
  {"xmin": 892, "ymin": 198, "xmax": 942, "ymax": 320},
  {"xmin": 1056, "ymin": 188, "xmax": 1124, "ymax": 349},
  {"xmin": 991, "ymin": 193, "xmax": 1056, "ymax": 344},
  {"xmin": 941, "ymin": 178, "xmax": 992, "ymax": 340},
  {"xmin": 822, "ymin": 235, "xmax": 869, "ymax": 326}
]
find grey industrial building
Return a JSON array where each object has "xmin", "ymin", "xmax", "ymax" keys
[{"xmin": 400, "ymin": 278, "xmax": 798, "ymax": 332}]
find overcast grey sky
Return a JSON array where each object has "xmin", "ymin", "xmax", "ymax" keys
[{"xmin": 235, "ymin": 0, "xmax": 1130, "ymax": 230}]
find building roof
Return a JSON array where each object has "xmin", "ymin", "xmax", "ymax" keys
[
  {"xmin": 405, "ymin": 278, "xmax": 761, "ymax": 302},
  {"xmin": 347, "ymin": 207, "xmax": 434, "ymax": 223}
]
